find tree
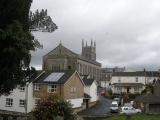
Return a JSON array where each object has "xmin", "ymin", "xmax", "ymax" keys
[
  {"xmin": 33, "ymin": 96, "xmax": 77, "ymax": 120},
  {"xmin": 0, "ymin": 0, "xmax": 56, "ymax": 94},
  {"xmin": 30, "ymin": 9, "xmax": 58, "ymax": 32}
]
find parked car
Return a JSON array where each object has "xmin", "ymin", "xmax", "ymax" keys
[
  {"xmin": 110, "ymin": 101, "xmax": 119, "ymax": 113},
  {"xmin": 113, "ymin": 97, "xmax": 121, "ymax": 105},
  {"xmin": 120, "ymin": 106, "xmax": 142, "ymax": 114}
]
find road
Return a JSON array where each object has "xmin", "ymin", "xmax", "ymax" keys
[{"xmin": 78, "ymin": 95, "xmax": 112, "ymax": 116}]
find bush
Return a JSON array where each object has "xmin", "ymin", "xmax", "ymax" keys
[{"xmin": 33, "ymin": 96, "xmax": 77, "ymax": 120}]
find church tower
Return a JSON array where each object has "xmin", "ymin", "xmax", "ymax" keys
[{"xmin": 81, "ymin": 39, "xmax": 96, "ymax": 61}]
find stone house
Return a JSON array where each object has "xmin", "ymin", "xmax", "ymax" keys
[{"xmin": 32, "ymin": 70, "xmax": 85, "ymax": 111}]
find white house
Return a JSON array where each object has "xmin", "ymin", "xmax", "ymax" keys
[
  {"xmin": 111, "ymin": 72, "xmax": 145, "ymax": 94},
  {"xmin": 0, "ymin": 82, "xmax": 34, "ymax": 113},
  {"xmin": 81, "ymin": 75, "xmax": 98, "ymax": 108},
  {"xmin": 111, "ymin": 71, "xmax": 160, "ymax": 94}
]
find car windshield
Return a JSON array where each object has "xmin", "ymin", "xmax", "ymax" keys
[
  {"xmin": 111, "ymin": 104, "xmax": 118, "ymax": 107},
  {"xmin": 114, "ymin": 98, "xmax": 120, "ymax": 101}
]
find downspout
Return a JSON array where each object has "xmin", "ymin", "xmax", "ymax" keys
[{"xmin": 25, "ymin": 82, "xmax": 29, "ymax": 114}]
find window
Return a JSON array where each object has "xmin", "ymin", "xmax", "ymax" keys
[
  {"xmin": 118, "ymin": 77, "xmax": 121, "ymax": 82},
  {"xmin": 35, "ymin": 98, "xmax": 41, "ymax": 106},
  {"xmin": 6, "ymin": 98, "xmax": 13, "ymax": 107},
  {"xmin": 135, "ymin": 77, "xmax": 138, "ymax": 82},
  {"xmin": 48, "ymin": 84, "xmax": 57, "ymax": 93},
  {"xmin": 117, "ymin": 87, "xmax": 122, "ymax": 93},
  {"xmin": 70, "ymin": 87, "xmax": 76, "ymax": 93},
  {"xmin": 134, "ymin": 86, "xmax": 139, "ymax": 93},
  {"xmin": 19, "ymin": 99, "xmax": 25, "ymax": 107},
  {"xmin": 34, "ymin": 84, "xmax": 40, "ymax": 91},
  {"xmin": 68, "ymin": 66, "xmax": 71, "ymax": 70},
  {"xmin": 19, "ymin": 86, "xmax": 25, "ymax": 92}
]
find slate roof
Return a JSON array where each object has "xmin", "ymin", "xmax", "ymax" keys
[
  {"xmin": 112, "ymin": 83, "xmax": 144, "ymax": 87},
  {"xmin": 84, "ymin": 93, "xmax": 91, "ymax": 99},
  {"xmin": 134, "ymin": 94, "xmax": 160, "ymax": 104},
  {"xmin": 33, "ymin": 70, "xmax": 75, "ymax": 84},
  {"xmin": 82, "ymin": 75, "xmax": 95, "ymax": 86},
  {"xmin": 44, "ymin": 43, "xmax": 101, "ymax": 66},
  {"xmin": 112, "ymin": 71, "xmax": 160, "ymax": 77}
]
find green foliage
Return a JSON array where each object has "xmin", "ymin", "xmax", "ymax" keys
[
  {"xmin": 0, "ymin": 0, "xmax": 41, "ymax": 94},
  {"xmin": 33, "ymin": 96, "xmax": 77, "ymax": 120},
  {"xmin": 30, "ymin": 9, "xmax": 58, "ymax": 32}
]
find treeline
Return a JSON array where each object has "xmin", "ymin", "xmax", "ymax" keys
[{"xmin": 29, "ymin": 9, "xmax": 58, "ymax": 32}]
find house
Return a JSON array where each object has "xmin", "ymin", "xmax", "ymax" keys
[
  {"xmin": 135, "ymin": 79, "xmax": 160, "ymax": 114},
  {"xmin": 0, "ymin": 82, "xmax": 34, "ymax": 113},
  {"xmin": 111, "ymin": 71, "xmax": 160, "ymax": 94},
  {"xmin": 81, "ymin": 75, "xmax": 98, "ymax": 108},
  {"xmin": 42, "ymin": 42, "xmax": 101, "ymax": 82},
  {"xmin": 100, "ymin": 67, "xmax": 125, "ymax": 89},
  {"xmin": 32, "ymin": 70, "xmax": 84, "ymax": 111},
  {"xmin": 111, "ymin": 72, "xmax": 146, "ymax": 94}
]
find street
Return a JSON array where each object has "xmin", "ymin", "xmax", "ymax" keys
[{"xmin": 78, "ymin": 95, "xmax": 112, "ymax": 116}]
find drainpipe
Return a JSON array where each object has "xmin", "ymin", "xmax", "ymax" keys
[{"xmin": 25, "ymin": 82, "xmax": 29, "ymax": 114}]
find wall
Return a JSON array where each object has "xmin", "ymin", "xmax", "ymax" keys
[
  {"xmin": 0, "ymin": 86, "xmax": 26, "ymax": 113},
  {"xmin": 64, "ymin": 72, "xmax": 84, "ymax": 108},
  {"xmin": 67, "ymin": 98, "xmax": 83, "ymax": 108},
  {"xmin": 111, "ymin": 76, "xmax": 146, "ymax": 84},
  {"xmin": 89, "ymin": 82, "xmax": 98, "ymax": 102}
]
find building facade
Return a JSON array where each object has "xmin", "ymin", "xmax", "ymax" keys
[
  {"xmin": 111, "ymin": 71, "xmax": 160, "ymax": 94},
  {"xmin": 0, "ymin": 83, "xmax": 33, "ymax": 113},
  {"xmin": 32, "ymin": 70, "xmax": 84, "ymax": 110},
  {"xmin": 42, "ymin": 42, "xmax": 101, "ymax": 82}
]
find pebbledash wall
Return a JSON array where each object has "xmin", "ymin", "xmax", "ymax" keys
[{"xmin": 0, "ymin": 82, "xmax": 34, "ymax": 113}]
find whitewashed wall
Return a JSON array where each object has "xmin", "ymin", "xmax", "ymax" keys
[
  {"xmin": 100, "ymin": 81, "xmax": 110, "ymax": 89},
  {"xmin": 111, "ymin": 76, "xmax": 146, "ymax": 84},
  {"xmin": 89, "ymin": 82, "xmax": 98, "ymax": 102},
  {"xmin": 67, "ymin": 98, "xmax": 83, "ymax": 108},
  {"xmin": 0, "ymin": 82, "xmax": 34, "ymax": 113},
  {"xmin": 84, "ymin": 81, "xmax": 98, "ymax": 102}
]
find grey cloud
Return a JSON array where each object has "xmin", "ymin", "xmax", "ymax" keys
[{"xmin": 30, "ymin": 0, "xmax": 160, "ymax": 70}]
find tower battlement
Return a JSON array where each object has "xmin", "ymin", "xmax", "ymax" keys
[{"xmin": 81, "ymin": 39, "xmax": 96, "ymax": 61}]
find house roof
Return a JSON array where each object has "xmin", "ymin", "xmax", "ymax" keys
[
  {"xmin": 134, "ymin": 94, "xmax": 160, "ymax": 104},
  {"xmin": 33, "ymin": 70, "xmax": 75, "ymax": 84},
  {"xmin": 112, "ymin": 71, "xmax": 160, "ymax": 77},
  {"xmin": 84, "ymin": 93, "xmax": 91, "ymax": 99},
  {"xmin": 112, "ymin": 83, "xmax": 144, "ymax": 87},
  {"xmin": 83, "ymin": 78, "xmax": 95, "ymax": 86},
  {"xmin": 81, "ymin": 75, "xmax": 95, "ymax": 86}
]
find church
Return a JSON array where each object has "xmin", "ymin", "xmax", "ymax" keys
[{"xmin": 42, "ymin": 40, "xmax": 101, "ymax": 82}]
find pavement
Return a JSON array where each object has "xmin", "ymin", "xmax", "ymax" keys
[{"xmin": 78, "ymin": 95, "xmax": 112, "ymax": 116}]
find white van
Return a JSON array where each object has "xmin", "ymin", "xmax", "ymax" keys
[{"xmin": 110, "ymin": 101, "xmax": 119, "ymax": 113}]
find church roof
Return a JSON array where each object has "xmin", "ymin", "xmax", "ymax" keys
[
  {"xmin": 44, "ymin": 43, "xmax": 101, "ymax": 66},
  {"xmin": 44, "ymin": 43, "xmax": 78, "ymax": 58}
]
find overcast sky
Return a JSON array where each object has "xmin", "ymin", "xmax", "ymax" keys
[{"xmin": 30, "ymin": 0, "xmax": 160, "ymax": 71}]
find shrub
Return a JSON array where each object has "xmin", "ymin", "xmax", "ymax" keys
[{"xmin": 33, "ymin": 96, "xmax": 77, "ymax": 120}]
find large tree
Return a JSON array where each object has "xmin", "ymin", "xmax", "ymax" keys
[{"xmin": 0, "ymin": 0, "xmax": 56, "ymax": 94}]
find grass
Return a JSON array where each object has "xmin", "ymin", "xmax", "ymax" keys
[{"xmin": 83, "ymin": 114, "xmax": 160, "ymax": 120}]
